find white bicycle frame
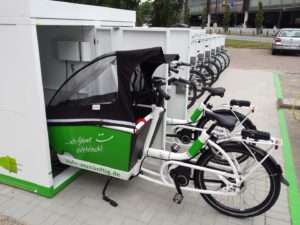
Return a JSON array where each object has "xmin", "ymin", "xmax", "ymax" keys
[
  {"xmin": 166, "ymin": 102, "xmax": 255, "ymax": 146},
  {"xmin": 136, "ymin": 105, "xmax": 282, "ymax": 196}
]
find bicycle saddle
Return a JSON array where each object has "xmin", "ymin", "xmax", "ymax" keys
[
  {"xmin": 205, "ymin": 110, "xmax": 237, "ymax": 131},
  {"xmin": 203, "ymin": 87, "xmax": 225, "ymax": 97},
  {"xmin": 230, "ymin": 99, "xmax": 251, "ymax": 107},
  {"xmin": 241, "ymin": 129, "xmax": 270, "ymax": 141}
]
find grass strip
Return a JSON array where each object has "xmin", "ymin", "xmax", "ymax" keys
[{"xmin": 225, "ymin": 39, "xmax": 272, "ymax": 49}]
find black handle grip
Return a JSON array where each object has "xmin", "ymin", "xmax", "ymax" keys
[
  {"xmin": 169, "ymin": 67, "xmax": 179, "ymax": 74},
  {"xmin": 179, "ymin": 62, "xmax": 191, "ymax": 67},
  {"xmin": 157, "ymin": 86, "xmax": 171, "ymax": 100},
  {"xmin": 178, "ymin": 77, "xmax": 191, "ymax": 85}
]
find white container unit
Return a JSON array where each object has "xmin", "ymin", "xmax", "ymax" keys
[
  {"xmin": 215, "ymin": 35, "xmax": 225, "ymax": 54},
  {"xmin": 0, "ymin": 0, "xmax": 135, "ymax": 197},
  {"xmin": 210, "ymin": 35, "xmax": 218, "ymax": 57},
  {"xmin": 0, "ymin": 0, "xmax": 192, "ymax": 197},
  {"xmin": 190, "ymin": 29, "xmax": 206, "ymax": 65},
  {"xmin": 215, "ymin": 35, "xmax": 222, "ymax": 54},
  {"xmin": 220, "ymin": 35, "xmax": 226, "ymax": 51},
  {"xmin": 96, "ymin": 27, "xmax": 192, "ymax": 150},
  {"xmin": 204, "ymin": 35, "xmax": 213, "ymax": 61}
]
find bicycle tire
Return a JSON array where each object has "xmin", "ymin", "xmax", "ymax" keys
[
  {"xmin": 168, "ymin": 77, "xmax": 198, "ymax": 109},
  {"xmin": 205, "ymin": 60, "xmax": 220, "ymax": 83},
  {"xmin": 220, "ymin": 51, "xmax": 230, "ymax": 68},
  {"xmin": 186, "ymin": 79, "xmax": 197, "ymax": 109},
  {"xmin": 194, "ymin": 143, "xmax": 281, "ymax": 218},
  {"xmin": 211, "ymin": 56, "xmax": 224, "ymax": 73},
  {"xmin": 192, "ymin": 65, "xmax": 213, "ymax": 88},
  {"xmin": 216, "ymin": 54, "xmax": 227, "ymax": 71}
]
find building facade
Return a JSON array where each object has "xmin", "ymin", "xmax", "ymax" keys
[{"xmin": 189, "ymin": 0, "xmax": 300, "ymax": 28}]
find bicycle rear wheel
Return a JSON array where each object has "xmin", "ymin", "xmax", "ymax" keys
[
  {"xmin": 194, "ymin": 143, "xmax": 281, "ymax": 218},
  {"xmin": 220, "ymin": 51, "xmax": 230, "ymax": 68},
  {"xmin": 216, "ymin": 54, "xmax": 227, "ymax": 71},
  {"xmin": 193, "ymin": 65, "xmax": 214, "ymax": 87},
  {"xmin": 211, "ymin": 56, "xmax": 224, "ymax": 73},
  {"xmin": 169, "ymin": 77, "xmax": 198, "ymax": 109},
  {"xmin": 187, "ymin": 80, "xmax": 197, "ymax": 109}
]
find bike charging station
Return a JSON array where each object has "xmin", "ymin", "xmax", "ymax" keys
[
  {"xmin": 95, "ymin": 27, "xmax": 193, "ymax": 170},
  {"xmin": 0, "ymin": 0, "xmax": 197, "ymax": 197},
  {"xmin": 190, "ymin": 31, "xmax": 207, "ymax": 64},
  {"xmin": 0, "ymin": 1, "xmax": 285, "ymax": 218}
]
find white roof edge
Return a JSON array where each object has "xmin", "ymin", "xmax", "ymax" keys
[{"xmin": 0, "ymin": 0, "xmax": 135, "ymax": 26}]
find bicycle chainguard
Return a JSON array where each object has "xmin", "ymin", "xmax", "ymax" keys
[{"xmin": 173, "ymin": 193, "xmax": 184, "ymax": 204}]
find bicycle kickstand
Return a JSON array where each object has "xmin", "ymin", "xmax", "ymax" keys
[{"xmin": 102, "ymin": 177, "xmax": 118, "ymax": 207}]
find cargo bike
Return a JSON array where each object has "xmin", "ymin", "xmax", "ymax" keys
[{"xmin": 46, "ymin": 47, "xmax": 287, "ymax": 218}]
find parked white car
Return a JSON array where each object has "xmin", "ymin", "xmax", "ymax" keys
[{"xmin": 272, "ymin": 28, "xmax": 300, "ymax": 55}]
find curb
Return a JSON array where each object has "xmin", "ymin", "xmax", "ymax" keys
[{"xmin": 273, "ymin": 71, "xmax": 300, "ymax": 225}]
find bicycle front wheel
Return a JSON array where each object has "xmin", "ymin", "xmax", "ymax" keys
[
  {"xmin": 211, "ymin": 56, "xmax": 224, "ymax": 73},
  {"xmin": 194, "ymin": 143, "xmax": 281, "ymax": 218},
  {"xmin": 190, "ymin": 69, "xmax": 208, "ymax": 98},
  {"xmin": 220, "ymin": 51, "xmax": 230, "ymax": 68},
  {"xmin": 193, "ymin": 65, "xmax": 214, "ymax": 87}
]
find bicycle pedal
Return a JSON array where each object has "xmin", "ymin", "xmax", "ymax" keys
[{"xmin": 173, "ymin": 193, "xmax": 184, "ymax": 204}]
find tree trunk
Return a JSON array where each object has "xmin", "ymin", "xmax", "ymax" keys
[
  {"xmin": 242, "ymin": 0, "xmax": 250, "ymax": 31},
  {"xmin": 243, "ymin": 11, "xmax": 248, "ymax": 31},
  {"xmin": 207, "ymin": 13, "xmax": 211, "ymax": 28}
]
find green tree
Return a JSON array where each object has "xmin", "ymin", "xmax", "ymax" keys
[
  {"xmin": 136, "ymin": 0, "xmax": 154, "ymax": 26},
  {"xmin": 255, "ymin": 1, "xmax": 264, "ymax": 34},
  {"xmin": 223, "ymin": 5, "xmax": 231, "ymax": 33},
  {"xmin": 201, "ymin": 6, "xmax": 208, "ymax": 28},
  {"xmin": 152, "ymin": 0, "xmax": 183, "ymax": 27}
]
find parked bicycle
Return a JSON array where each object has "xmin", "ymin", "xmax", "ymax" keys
[{"xmin": 46, "ymin": 47, "xmax": 287, "ymax": 218}]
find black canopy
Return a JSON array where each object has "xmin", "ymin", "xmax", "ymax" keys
[{"xmin": 47, "ymin": 47, "xmax": 179, "ymax": 124}]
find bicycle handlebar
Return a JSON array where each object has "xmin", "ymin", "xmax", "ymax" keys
[
  {"xmin": 169, "ymin": 67, "xmax": 179, "ymax": 74},
  {"xmin": 152, "ymin": 77, "xmax": 171, "ymax": 101},
  {"xmin": 178, "ymin": 62, "xmax": 191, "ymax": 67},
  {"xmin": 157, "ymin": 86, "xmax": 171, "ymax": 100}
]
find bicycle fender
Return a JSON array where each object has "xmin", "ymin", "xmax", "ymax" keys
[{"xmin": 216, "ymin": 141, "xmax": 284, "ymax": 178}]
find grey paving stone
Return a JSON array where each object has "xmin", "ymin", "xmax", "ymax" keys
[
  {"xmin": 80, "ymin": 197, "xmax": 100, "ymax": 208},
  {"xmin": 138, "ymin": 206, "xmax": 156, "ymax": 223},
  {"xmin": 21, "ymin": 207, "xmax": 51, "ymax": 225},
  {"xmin": 42, "ymin": 213, "xmax": 62, "ymax": 225},
  {"xmin": 11, "ymin": 203, "xmax": 35, "ymax": 220},
  {"xmin": 266, "ymin": 217, "xmax": 291, "ymax": 225},
  {"xmin": 85, "ymin": 216, "xmax": 111, "ymax": 225},
  {"xmin": 123, "ymin": 218, "xmax": 147, "ymax": 225},
  {"xmin": 176, "ymin": 209, "xmax": 192, "ymax": 225},
  {"xmin": 108, "ymin": 214, "xmax": 126, "ymax": 225}
]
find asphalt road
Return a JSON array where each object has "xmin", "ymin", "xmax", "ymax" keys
[{"xmin": 227, "ymin": 47, "xmax": 300, "ymax": 73}]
